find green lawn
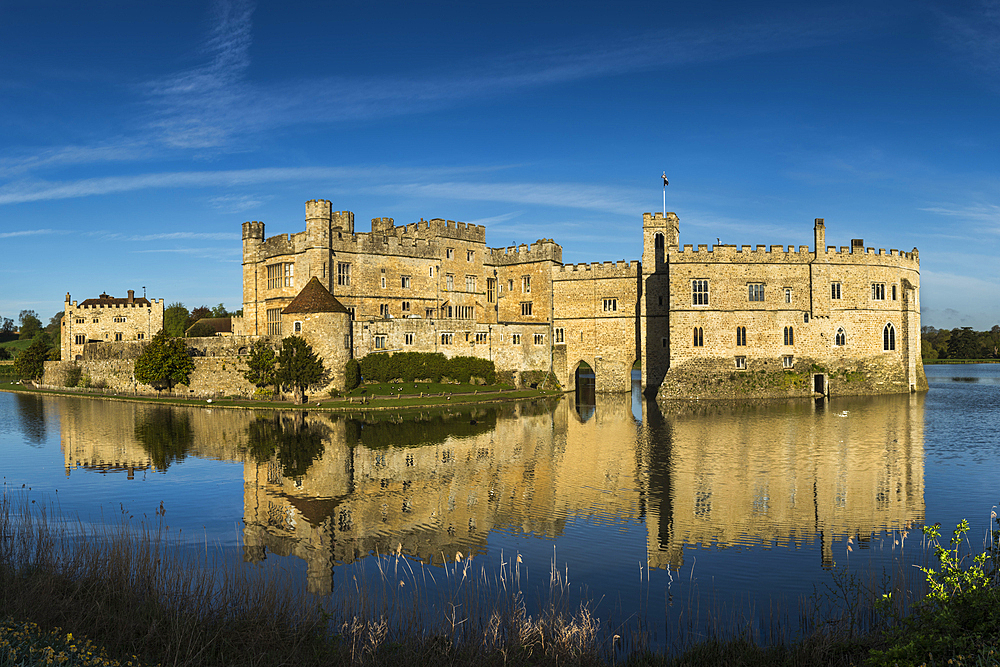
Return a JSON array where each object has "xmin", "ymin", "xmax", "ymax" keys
[
  {"xmin": 343, "ymin": 381, "xmax": 515, "ymax": 397},
  {"xmin": 0, "ymin": 338, "xmax": 31, "ymax": 358}
]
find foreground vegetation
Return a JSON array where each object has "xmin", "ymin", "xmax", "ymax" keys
[{"xmin": 2, "ymin": 488, "xmax": 998, "ymax": 666}]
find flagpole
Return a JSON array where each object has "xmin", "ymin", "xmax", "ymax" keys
[{"xmin": 663, "ymin": 182, "xmax": 666, "ymax": 217}]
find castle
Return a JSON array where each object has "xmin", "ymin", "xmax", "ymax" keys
[
  {"xmin": 234, "ymin": 199, "xmax": 926, "ymax": 398},
  {"xmin": 61, "ymin": 290, "xmax": 164, "ymax": 361}
]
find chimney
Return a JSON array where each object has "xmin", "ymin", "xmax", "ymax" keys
[
  {"xmin": 814, "ymin": 218, "xmax": 826, "ymax": 253},
  {"xmin": 128, "ymin": 290, "xmax": 135, "ymax": 303}
]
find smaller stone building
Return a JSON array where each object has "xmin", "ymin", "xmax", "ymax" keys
[
  {"xmin": 61, "ymin": 290, "xmax": 164, "ymax": 361},
  {"xmin": 280, "ymin": 277, "xmax": 352, "ymax": 392}
]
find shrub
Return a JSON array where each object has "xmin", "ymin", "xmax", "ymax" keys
[
  {"xmin": 358, "ymin": 352, "xmax": 495, "ymax": 385},
  {"xmin": 64, "ymin": 364, "xmax": 83, "ymax": 388},
  {"xmin": 344, "ymin": 359, "xmax": 361, "ymax": 390}
]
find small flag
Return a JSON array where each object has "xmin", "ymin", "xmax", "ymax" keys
[{"xmin": 662, "ymin": 172, "xmax": 669, "ymax": 187}]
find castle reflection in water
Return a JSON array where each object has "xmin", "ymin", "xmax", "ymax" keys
[{"xmin": 57, "ymin": 392, "xmax": 925, "ymax": 594}]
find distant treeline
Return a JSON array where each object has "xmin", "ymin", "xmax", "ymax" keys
[{"xmin": 922, "ymin": 325, "xmax": 1000, "ymax": 360}]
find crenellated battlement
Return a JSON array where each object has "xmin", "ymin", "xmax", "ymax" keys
[
  {"xmin": 487, "ymin": 239, "xmax": 562, "ymax": 265},
  {"xmin": 553, "ymin": 260, "xmax": 639, "ymax": 279},
  {"xmin": 671, "ymin": 242, "xmax": 920, "ymax": 268},
  {"xmin": 242, "ymin": 221, "xmax": 265, "ymax": 241}
]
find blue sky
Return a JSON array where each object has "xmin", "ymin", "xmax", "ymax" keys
[{"xmin": 2, "ymin": 0, "xmax": 999, "ymax": 330}]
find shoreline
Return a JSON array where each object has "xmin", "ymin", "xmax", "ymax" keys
[{"xmin": 0, "ymin": 382, "xmax": 564, "ymax": 413}]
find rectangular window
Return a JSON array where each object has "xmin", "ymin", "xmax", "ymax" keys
[
  {"xmin": 447, "ymin": 306, "xmax": 453, "ymax": 318},
  {"xmin": 521, "ymin": 302, "xmax": 532, "ymax": 316},
  {"xmin": 831, "ymin": 282, "xmax": 842, "ymax": 300},
  {"xmin": 401, "ymin": 275, "xmax": 411, "ymax": 288},
  {"xmin": 782, "ymin": 355, "xmax": 794, "ymax": 369},
  {"xmin": 736, "ymin": 326, "xmax": 746, "ymax": 346},
  {"xmin": 803, "ymin": 312, "xmax": 810, "ymax": 323},
  {"xmin": 892, "ymin": 284, "xmax": 897, "ymax": 300},
  {"xmin": 522, "ymin": 276, "xmax": 531, "ymax": 293},
  {"xmin": 508, "ymin": 279, "xmax": 514, "ymax": 292},
  {"xmin": 487, "ymin": 278, "xmax": 496, "ymax": 302},
  {"xmin": 692, "ymin": 280, "xmax": 709, "ymax": 305},
  {"xmin": 748, "ymin": 284, "xmax": 765, "ymax": 302},
  {"xmin": 294, "ymin": 321, "xmax": 302, "ymax": 333},
  {"xmin": 337, "ymin": 262, "xmax": 351, "ymax": 286},
  {"xmin": 554, "ymin": 327, "xmax": 565, "ymax": 343},
  {"xmin": 92, "ymin": 317, "xmax": 99, "ymax": 323},
  {"xmin": 735, "ymin": 356, "xmax": 747, "ymax": 369},
  {"xmin": 872, "ymin": 283, "xmax": 886, "ymax": 300},
  {"xmin": 603, "ymin": 298, "xmax": 617, "ymax": 312},
  {"xmin": 467, "ymin": 250, "xmax": 474, "ymax": 262},
  {"xmin": 75, "ymin": 334, "xmax": 86, "ymax": 344},
  {"xmin": 784, "ymin": 326, "xmax": 794, "ymax": 345},
  {"xmin": 284, "ymin": 263, "xmax": 294, "ymax": 287},
  {"xmin": 379, "ymin": 303, "xmax": 389, "ymax": 318},
  {"xmin": 267, "ymin": 264, "xmax": 282, "ymax": 290},
  {"xmin": 381, "ymin": 275, "xmax": 386, "ymax": 289},
  {"xmin": 533, "ymin": 333, "xmax": 544, "ymax": 345},
  {"xmin": 137, "ymin": 333, "xmax": 144, "ymax": 340},
  {"xmin": 404, "ymin": 332, "xmax": 414, "ymax": 345},
  {"xmin": 441, "ymin": 332, "xmax": 453, "ymax": 345},
  {"xmin": 75, "ymin": 318, "xmax": 85, "ymax": 324},
  {"xmin": 401, "ymin": 301, "xmax": 410, "ymax": 312},
  {"xmin": 426, "ymin": 308, "xmax": 435, "ymax": 318},
  {"xmin": 466, "ymin": 275, "xmax": 476, "ymax": 292},
  {"xmin": 266, "ymin": 308, "xmax": 282, "ymax": 336},
  {"xmin": 476, "ymin": 332, "xmax": 487, "ymax": 344},
  {"xmin": 347, "ymin": 306, "xmax": 356, "ymax": 320},
  {"xmin": 446, "ymin": 248, "xmax": 454, "ymax": 259},
  {"xmin": 693, "ymin": 327, "xmax": 704, "ymax": 347},
  {"xmin": 374, "ymin": 335, "xmax": 387, "ymax": 349},
  {"xmin": 661, "ymin": 337, "xmax": 667, "ymax": 348},
  {"xmin": 511, "ymin": 333, "xmax": 521, "ymax": 344},
  {"xmin": 429, "ymin": 266, "xmax": 434, "ymax": 277},
  {"xmin": 784, "ymin": 288, "xmax": 791, "ymax": 304},
  {"xmin": 446, "ymin": 274, "xmax": 454, "ymax": 290},
  {"xmin": 113, "ymin": 316, "xmax": 127, "ymax": 323}
]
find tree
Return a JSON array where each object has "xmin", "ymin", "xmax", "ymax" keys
[
  {"xmin": 45, "ymin": 312, "xmax": 63, "ymax": 340},
  {"xmin": 274, "ymin": 336, "xmax": 325, "ymax": 404},
  {"xmin": 211, "ymin": 303, "xmax": 230, "ymax": 318},
  {"xmin": 0, "ymin": 318, "xmax": 15, "ymax": 343},
  {"xmin": 18, "ymin": 310, "xmax": 42, "ymax": 340},
  {"xmin": 134, "ymin": 331, "xmax": 195, "ymax": 392},
  {"xmin": 947, "ymin": 327, "xmax": 979, "ymax": 360},
  {"xmin": 345, "ymin": 358, "xmax": 361, "ymax": 390},
  {"xmin": 13, "ymin": 336, "xmax": 49, "ymax": 383},
  {"xmin": 243, "ymin": 339, "xmax": 276, "ymax": 396},
  {"xmin": 163, "ymin": 303, "xmax": 190, "ymax": 337}
]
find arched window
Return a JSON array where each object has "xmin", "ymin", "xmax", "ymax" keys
[
  {"xmin": 654, "ymin": 233, "xmax": 664, "ymax": 250},
  {"xmin": 835, "ymin": 328, "xmax": 846, "ymax": 346},
  {"xmin": 783, "ymin": 326, "xmax": 794, "ymax": 345},
  {"xmin": 883, "ymin": 323, "xmax": 895, "ymax": 351},
  {"xmin": 736, "ymin": 326, "xmax": 746, "ymax": 346},
  {"xmin": 693, "ymin": 327, "xmax": 704, "ymax": 347}
]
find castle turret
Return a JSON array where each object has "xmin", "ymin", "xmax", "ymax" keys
[{"xmin": 305, "ymin": 199, "xmax": 332, "ymax": 248}]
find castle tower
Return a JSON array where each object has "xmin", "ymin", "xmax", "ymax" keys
[
  {"xmin": 809, "ymin": 218, "xmax": 830, "ymax": 318},
  {"xmin": 305, "ymin": 199, "xmax": 332, "ymax": 248},
  {"xmin": 640, "ymin": 212, "xmax": 679, "ymax": 393},
  {"xmin": 242, "ymin": 220, "xmax": 265, "ymax": 335}
]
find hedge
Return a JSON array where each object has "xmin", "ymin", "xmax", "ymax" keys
[{"xmin": 358, "ymin": 352, "xmax": 496, "ymax": 384}]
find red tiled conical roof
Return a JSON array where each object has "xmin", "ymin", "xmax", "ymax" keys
[{"xmin": 282, "ymin": 277, "xmax": 349, "ymax": 314}]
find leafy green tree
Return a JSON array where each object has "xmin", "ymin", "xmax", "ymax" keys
[
  {"xmin": 13, "ymin": 336, "xmax": 49, "ymax": 383},
  {"xmin": 186, "ymin": 305, "xmax": 212, "ymax": 331},
  {"xmin": 163, "ymin": 303, "xmax": 190, "ymax": 337},
  {"xmin": 45, "ymin": 312, "xmax": 63, "ymax": 340},
  {"xmin": 274, "ymin": 336, "xmax": 325, "ymax": 404},
  {"xmin": 947, "ymin": 327, "xmax": 979, "ymax": 360},
  {"xmin": 0, "ymin": 346, "xmax": 10, "ymax": 361},
  {"xmin": 243, "ymin": 339, "xmax": 276, "ymax": 396},
  {"xmin": 344, "ymin": 358, "xmax": 361, "ymax": 390},
  {"xmin": 18, "ymin": 310, "xmax": 42, "ymax": 340},
  {"xmin": 134, "ymin": 330, "xmax": 195, "ymax": 392},
  {"xmin": 211, "ymin": 303, "xmax": 229, "ymax": 318},
  {"xmin": 0, "ymin": 317, "xmax": 15, "ymax": 343}
]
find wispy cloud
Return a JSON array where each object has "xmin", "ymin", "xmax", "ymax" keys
[
  {"xmin": 922, "ymin": 202, "xmax": 1000, "ymax": 229},
  {"xmin": 0, "ymin": 141, "xmax": 150, "ymax": 179},
  {"xmin": 88, "ymin": 231, "xmax": 236, "ymax": 242},
  {"xmin": 0, "ymin": 229, "xmax": 56, "ymax": 239},
  {"xmin": 208, "ymin": 194, "xmax": 268, "ymax": 212},
  {"xmin": 382, "ymin": 181, "xmax": 647, "ymax": 214},
  {"xmin": 939, "ymin": 0, "xmax": 1000, "ymax": 78}
]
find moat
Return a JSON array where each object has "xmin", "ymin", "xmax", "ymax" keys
[{"xmin": 2, "ymin": 364, "xmax": 997, "ymax": 645}]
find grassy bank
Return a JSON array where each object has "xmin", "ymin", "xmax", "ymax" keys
[
  {"xmin": 0, "ymin": 379, "xmax": 560, "ymax": 413},
  {"xmin": 922, "ymin": 359, "xmax": 1000, "ymax": 364},
  {"xmin": 3, "ymin": 490, "xmax": 999, "ymax": 666}
]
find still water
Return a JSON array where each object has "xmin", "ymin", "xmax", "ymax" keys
[{"xmin": 2, "ymin": 365, "xmax": 998, "ymax": 643}]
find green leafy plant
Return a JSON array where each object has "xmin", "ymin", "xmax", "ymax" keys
[
  {"xmin": 274, "ymin": 336, "xmax": 325, "ymax": 404},
  {"xmin": 133, "ymin": 331, "xmax": 195, "ymax": 392},
  {"xmin": 12, "ymin": 336, "xmax": 49, "ymax": 383},
  {"xmin": 242, "ymin": 339, "xmax": 276, "ymax": 395},
  {"xmin": 920, "ymin": 519, "xmax": 991, "ymax": 603}
]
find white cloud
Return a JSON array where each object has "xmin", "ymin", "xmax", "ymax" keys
[{"xmin": 0, "ymin": 229, "xmax": 56, "ymax": 239}]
